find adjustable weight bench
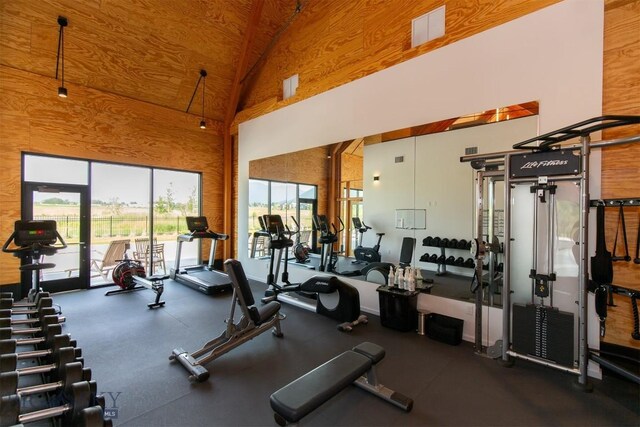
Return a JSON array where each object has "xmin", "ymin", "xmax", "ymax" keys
[
  {"xmin": 270, "ymin": 342, "xmax": 413, "ymax": 426},
  {"xmin": 169, "ymin": 259, "xmax": 283, "ymax": 382}
]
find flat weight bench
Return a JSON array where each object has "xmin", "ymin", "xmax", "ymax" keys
[{"xmin": 270, "ymin": 342, "xmax": 413, "ymax": 426}]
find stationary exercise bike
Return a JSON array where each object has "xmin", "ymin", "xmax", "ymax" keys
[
  {"xmin": 2, "ymin": 220, "xmax": 67, "ymax": 303},
  {"xmin": 107, "ymin": 246, "xmax": 168, "ymax": 309},
  {"xmin": 262, "ymin": 214, "xmax": 367, "ymax": 331},
  {"xmin": 351, "ymin": 217, "xmax": 383, "ymax": 264}
]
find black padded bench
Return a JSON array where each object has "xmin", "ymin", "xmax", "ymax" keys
[{"xmin": 270, "ymin": 342, "xmax": 412, "ymax": 425}]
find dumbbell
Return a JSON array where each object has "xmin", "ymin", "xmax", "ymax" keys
[
  {"xmin": 445, "ymin": 256, "xmax": 456, "ymax": 265},
  {"xmin": 423, "ymin": 236, "xmax": 433, "ymax": 246},
  {"xmin": 0, "ymin": 335, "xmax": 81, "ymax": 365},
  {"xmin": 0, "ymin": 360, "xmax": 90, "ymax": 397},
  {"xmin": 441, "ymin": 238, "xmax": 450, "ymax": 248},
  {"xmin": 0, "ymin": 307, "xmax": 65, "ymax": 327},
  {"xmin": 0, "ymin": 346, "xmax": 81, "ymax": 379},
  {"xmin": 420, "ymin": 253, "xmax": 430, "ymax": 262},
  {"xmin": 432, "ymin": 237, "xmax": 441, "ymax": 247},
  {"xmin": 464, "ymin": 258, "xmax": 475, "ymax": 268},
  {"xmin": 454, "ymin": 257, "xmax": 465, "ymax": 266},
  {"xmin": 0, "ymin": 297, "xmax": 57, "ymax": 319},
  {"xmin": 448, "ymin": 239, "xmax": 458, "ymax": 248},
  {"xmin": 0, "ymin": 321, "xmax": 64, "ymax": 349},
  {"xmin": 457, "ymin": 239, "xmax": 468, "ymax": 249},
  {"xmin": 0, "ymin": 292, "xmax": 51, "ymax": 309},
  {"xmin": 0, "ymin": 315, "xmax": 60, "ymax": 340},
  {"xmin": 436, "ymin": 254, "xmax": 446, "ymax": 264},
  {"xmin": 0, "ymin": 380, "xmax": 107, "ymax": 427}
]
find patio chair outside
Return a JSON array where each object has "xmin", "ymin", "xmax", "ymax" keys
[
  {"xmin": 90, "ymin": 239, "xmax": 130, "ymax": 281},
  {"xmin": 134, "ymin": 238, "xmax": 166, "ymax": 274}
]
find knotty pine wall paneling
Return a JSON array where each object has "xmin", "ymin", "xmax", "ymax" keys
[
  {"xmin": 601, "ymin": 0, "xmax": 640, "ymax": 349},
  {"xmin": 0, "ymin": 66, "xmax": 225, "ymax": 286}
]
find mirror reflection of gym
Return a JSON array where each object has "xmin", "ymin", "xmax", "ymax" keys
[{"xmin": 248, "ymin": 102, "xmax": 539, "ymax": 307}]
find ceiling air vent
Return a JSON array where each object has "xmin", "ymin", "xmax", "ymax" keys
[
  {"xmin": 412, "ymin": 6, "xmax": 446, "ymax": 48},
  {"xmin": 283, "ymin": 74, "xmax": 299, "ymax": 100}
]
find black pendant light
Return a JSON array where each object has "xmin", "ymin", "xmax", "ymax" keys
[
  {"xmin": 55, "ymin": 16, "xmax": 68, "ymax": 98},
  {"xmin": 186, "ymin": 70, "xmax": 207, "ymax": 129}
]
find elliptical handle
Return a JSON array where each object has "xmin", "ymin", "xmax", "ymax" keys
[
  {"xmin": 54, "ymin": 230, "xmax": 68, "ymax": 250},
  {"xmin": 2, "ymin": 231, "xmax": 19, "ymax": 253}
]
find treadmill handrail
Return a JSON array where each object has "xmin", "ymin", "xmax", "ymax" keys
[{"xmin": 178, "ymin": 230, "xmax": 229, "ymax": 242}]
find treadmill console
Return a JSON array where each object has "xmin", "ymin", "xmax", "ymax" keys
[{"xmin": 186, "ymin": 216, "xmax": 209, "ymax": 233}]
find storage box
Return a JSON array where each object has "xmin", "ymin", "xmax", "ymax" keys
[
  {"xmin": 425, "ymin": 313, "xmax": 464, "ymax": 345},
  {"xmin": 376, "ymin": 286, "xmax": 418, "ymax": 332}
]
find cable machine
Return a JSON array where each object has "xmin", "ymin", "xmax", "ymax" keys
[{"xmin": 462, "ymin": 115, "xmax": 640, "ymax": 390}]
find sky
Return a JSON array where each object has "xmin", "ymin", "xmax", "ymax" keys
[{"xmin": 26, "ymin": 155, "xmax": 199, "ymax": 205}]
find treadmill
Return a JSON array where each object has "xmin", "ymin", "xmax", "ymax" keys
[{"xmin": 170, "ymin": 216, "xmax": 231, "ymax": 294}]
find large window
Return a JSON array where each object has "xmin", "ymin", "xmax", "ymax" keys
[
  {"xmin": 248, "ymin": 179, "xmax": 317, "ymax": 256},
  {"xmin": 23, "ymin": 154, "xmax": 201, "ymax": 286}
]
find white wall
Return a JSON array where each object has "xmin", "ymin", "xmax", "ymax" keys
[
  {"xmin": 237, "ymin": 0, "xmax": 604, "ymax": 346},
  {"xmin": 363, "ymin": 116, "xmax": 539, "ymax": 270}
]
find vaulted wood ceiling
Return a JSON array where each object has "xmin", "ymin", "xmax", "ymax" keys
[{"xmin": 0, "ymin": 0, "xmax": 299, "ymax": 122}]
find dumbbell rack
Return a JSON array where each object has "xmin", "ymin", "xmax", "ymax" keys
[
  {"xmin": 420, "ymin": 237, "xmax": 473, "ymax": 276},
  {"xmin": 420, "ymin": 238, "xmax": 504, "ymax": 277},
  {"xmin": 0, "ymin": 291, "xmax": 111, "ymax": 427}
]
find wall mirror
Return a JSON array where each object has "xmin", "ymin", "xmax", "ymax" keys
[{"xmin": 248, "ymin": 102, "xmax": 539, "ymax": 307}]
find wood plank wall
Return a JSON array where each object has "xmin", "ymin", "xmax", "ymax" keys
[
  {"xmin": 601, "ymin": 0, "xmax": 640, "ymax": 349},
  {"xmin": 0, "ymin": 65, "xmax": 225, "ymax": 286},
  {"xmin": 236, "ymin": 0, "xmax": 640, "ymax": 349}
]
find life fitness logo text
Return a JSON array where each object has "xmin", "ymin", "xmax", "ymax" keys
[{"xmin": 520, "ymin": 159, "xmax": 568, "ymax": 169}]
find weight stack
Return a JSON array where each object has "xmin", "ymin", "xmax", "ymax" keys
[{"xmin": 512, "ymin": 303, "xmax": 574, "ymax": 368}]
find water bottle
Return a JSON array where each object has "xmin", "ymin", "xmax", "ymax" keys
[{"xmin": 388, "ymin": 266, "xmax": 395, "ymax": 288}]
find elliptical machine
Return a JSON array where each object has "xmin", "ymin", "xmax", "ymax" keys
[
  {"xmin": 313, "ymin": 214, "xmax": 339, "ymax": 273},
  {"xmin": 261, "ymin": 214, "xmax": 367, "ymax": 331},
  {"xmin": 2, "ymin": 220, "xmax": 67, "ymax": 302},
  {"xmin": 351, "ymin": 217, "xmax": 383, "ymax": 264},
  {"xmin": 290, "ymin": 217, "xmax": 311, "ymax": 265}
]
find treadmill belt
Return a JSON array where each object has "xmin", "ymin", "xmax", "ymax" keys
[{"xmin": 175, "ymin": 268, "xmax": 232, "ymax": 295}]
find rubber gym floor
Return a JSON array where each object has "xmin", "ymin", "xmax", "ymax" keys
[{"xmin": 52, "ymin": 278, "xmax": 639, "ymax": 427}]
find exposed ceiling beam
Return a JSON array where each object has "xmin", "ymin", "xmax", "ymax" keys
[
  {"xmin": 225, "ymin": 0, "xmax": 265, "ymax": 128},
  {"xmin": 223, "ymin": 0, "xmax": 265, "ymax": 258}
]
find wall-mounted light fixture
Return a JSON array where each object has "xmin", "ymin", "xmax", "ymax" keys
[
  {"xmin": 186, "ymin": 69, "xmax": 207, "ymax": 129},
  {"xmin": 373, "ymin": 175, "xmax": 380, "ymax": 182},
  {"xmin": 55, "ymin": 16, "xmax": 68, "ymax": 98}
]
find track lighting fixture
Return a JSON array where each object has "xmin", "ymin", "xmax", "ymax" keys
[
  {"xmin": 55, "ymin": 16, "xmax": 68, "ymax": 98},
  {"xmin": 186, "ymin": 70, "xmax": 208, "ymax": 129}
]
